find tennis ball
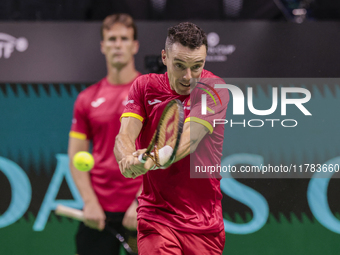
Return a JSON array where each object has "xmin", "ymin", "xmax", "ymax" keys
[{"xmin": 73, "ymin": 151, "xmax": 94, "ymax": 172}]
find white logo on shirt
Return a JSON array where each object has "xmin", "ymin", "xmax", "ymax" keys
[
  {"xmin": 148, "ymin": 99, "xmax": 162, "ymax": 105},
  {"xmin": 125, "ymin": 99, "xmax": 134, "ymax": 105},
  {"xmin": 122, "ymin": 95, "xmax": 134, "ymax": 106},
  {"xmin": 91, "ymin": 97, "xmax": 106, "ymax": 108}
]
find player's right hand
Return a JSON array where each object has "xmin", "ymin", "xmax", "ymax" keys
[
  {"xmin": 83, "ymin": 201, "xmax": 106, "ymax": 231},
  {"xmin": 133, "ymin": 149, "xmax": 162, "ymax": 171},
  {"xmin": 119, "ymin": 153, "xmax": 148, "ymax": 178}
]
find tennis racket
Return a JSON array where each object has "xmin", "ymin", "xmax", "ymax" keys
[
  {"xmin": 55, "ymin": 205, "xmax": 138, "ymax": 255},
  {"xmin": 138, "ymin": 99, "xmax": 184, "ymax": 168}
]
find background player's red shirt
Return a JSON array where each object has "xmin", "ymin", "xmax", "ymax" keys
[
  {"xmin": 123, "ymin": 70, "xmax": 229, "ymax": 233},
  {"xmin": 70, "ymin": 77, "xmax": 142, "ymax": 212}
]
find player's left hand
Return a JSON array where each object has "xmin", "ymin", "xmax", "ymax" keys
[{"xmin": 122, "ymin": 198, "xmax": 138, "ymax": 230}]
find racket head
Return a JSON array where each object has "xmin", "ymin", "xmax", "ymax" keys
[{"xmin": 142, "ymin": 99, "xmax": 184, "ymax": 168}]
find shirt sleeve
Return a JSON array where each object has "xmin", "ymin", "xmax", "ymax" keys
[
  {"xmin": 121, "ymin": 75, "xmax": 147, "ymax": 123},
  {"xmin": 186, "ymin": 77, "xmax": 229, "ymax": 134},
  {"xmin": 69, "ymin": 93, "xmax": 91, "ymax": 140}
]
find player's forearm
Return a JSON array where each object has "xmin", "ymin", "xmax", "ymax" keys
[
  {"xmin": 173, "ymin": 130, "xmax": 195, "ymax": 162},
  {"xmin": 174, "ymin": 122, "xmax": 209, "ymax": 163},
  {"xmin": 114, "ymin": 117, "xmax": 143, "ymax": 162},
  {"xmin": 70, "ymin": 165, "xmax": 98, "ymax": 204},
  {"xmin": 114, "ymin": 133, "xmax": 137, "ymax": 162}
]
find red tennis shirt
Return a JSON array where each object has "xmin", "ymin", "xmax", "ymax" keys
[
  {"xmin": 70, "ymin": 77, "xmax": 142, "ymax": 212},
  {"xmin": 122, "ymin": 70, "xmax": 229, "ymax": 233}
]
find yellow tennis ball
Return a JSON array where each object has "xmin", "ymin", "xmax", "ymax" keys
[{"xmin": 73, "ymin": 151, "xmax": 94, "ymax": 172}]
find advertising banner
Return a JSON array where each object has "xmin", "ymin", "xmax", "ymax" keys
[{"xmin": 1, "ymin": 21, "xmax": 340, "ymax": 254}]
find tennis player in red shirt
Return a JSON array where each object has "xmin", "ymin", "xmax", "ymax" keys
[
  {"xmin": 114, "ymin": 22, "xmax": 229, "ymax": 254},
  {"xmin": 68, "ymin": 14, "xmax": 142, "ymax": 255}
]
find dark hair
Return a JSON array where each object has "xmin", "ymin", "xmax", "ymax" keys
[
  {"xmin": 101, "ymin": 13, "xmax": 137, "ymax": 40},
  {"xmin": 165, "ymin": 22, "xmax": 207, "ymax": 52}
]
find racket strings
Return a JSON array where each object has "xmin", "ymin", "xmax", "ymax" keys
[
  {"xmin": 165, "ymin": 107, "xmax": 179, "ymax": 147},
  {"xmin": 143, "ymin": 100, "xmax": 184, "ymax": 168},
  {"xmin": 158, "ymin": 105, "xmax": 177, "ymax": 146},
  {"xmin": 156, "ymin": 104, "xmax": 180, "ymax": 164},
  {"xmin": 126, "ymin": 235, "xmax": 138, "ymax": 253}
]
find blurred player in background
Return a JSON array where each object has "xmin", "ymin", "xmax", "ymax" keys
[
  {"xmin": 68, "ymin": 13, "xmax": 142, "ymax": 255},
  {"xmin": 114, "ymin": 22, "xmax": 229, "ymax": 254}
]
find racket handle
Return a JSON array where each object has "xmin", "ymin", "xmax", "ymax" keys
[
  {"xmin": 138, "ymin": 153, "xmax": 147, "ymax": 163},
  {"xmin": 55, "ymin": 205, "xmax": 84, "ymax": 221},
  {"xmin": 137, "ymin": 146, "xmax": 174, "ymax": 167}
]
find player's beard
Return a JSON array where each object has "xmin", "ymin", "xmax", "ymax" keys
[
  {"xmin": 177, "ymin": 82, "xmax": 191, "ymax": 95},
  {"xmin": 111, "ymin": 59, "xmax": 127, "ymax": 70}
]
